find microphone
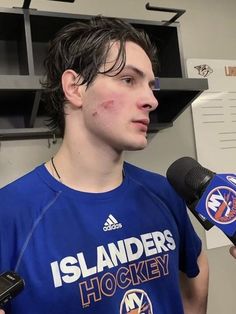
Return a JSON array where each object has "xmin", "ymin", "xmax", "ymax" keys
[
  {"xmin": 166, "ymin": 157, "xmax": 236, "ymax": 245},
  {"xmin": 0, "ymin": 271, "xmax": 25, "ymax": 307}
]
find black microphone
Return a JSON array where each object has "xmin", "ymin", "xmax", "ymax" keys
[
  {"xmin": 0, "ymin": 271, "xmax": 25, "ymax": 307},
  {"xmin": 166, "ymin": 156, "xmax": 236, "ymax": 245}
]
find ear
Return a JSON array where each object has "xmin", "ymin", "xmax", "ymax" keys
[{"xmin": 61, "ymin": 69, "xmax": 85, "ymax": 108}]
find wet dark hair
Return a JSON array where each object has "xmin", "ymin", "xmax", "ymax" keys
[{"xmin": 41, "ymin": 16, "xmax": 158, "ymax": 136}]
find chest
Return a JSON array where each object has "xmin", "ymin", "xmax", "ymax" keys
[{"xmin": 14, "ymin": 192, "xmax": 182, "ymax": 313}]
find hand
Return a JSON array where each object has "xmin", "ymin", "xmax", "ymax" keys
[{"xmin": 229, "ymin": 246, "xmax": 236, "ymax": 259}]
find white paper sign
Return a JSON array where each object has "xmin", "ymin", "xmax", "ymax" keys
[{"xmin": 186, "ymin": 59, "xmax": 236, "ymax": 249}]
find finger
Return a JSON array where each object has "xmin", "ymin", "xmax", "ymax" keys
[{"xmin": 229, "ymin": 246, "xmax": 236, "ymax": 259}]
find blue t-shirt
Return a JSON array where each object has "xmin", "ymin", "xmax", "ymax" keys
[{"xmin": 0, "ymin": 162, "xmax": 201, "ymax": 314}]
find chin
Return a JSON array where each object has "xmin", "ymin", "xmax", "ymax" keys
[{"xmin": 124, "ymin": 138, "xmax": 148, "ymax": 151}]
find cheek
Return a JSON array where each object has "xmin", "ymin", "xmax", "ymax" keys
[
  {"xmin": 92, "ymin": 100, "xmax": 116, "ymax": 116},
  {"xmin": 101, "ymin": 100, "xmax": 116, "ymax": 110},
  {"xmin": 99, "ymin": 100, "xmax": 119, "ymax": 116},
  {"xmin": 90, "ymin": 98, "xmax": 123, "ymax": 132},
  {"xmin": 92, "ymin": 94, "xmax": 125, "ymax": 117}
]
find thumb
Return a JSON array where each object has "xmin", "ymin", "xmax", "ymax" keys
[{"xmin": 229, "ymin": 246, "xmax": 236, "ymax": 259}]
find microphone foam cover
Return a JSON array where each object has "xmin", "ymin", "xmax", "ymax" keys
[{"xmin": 166, "ymin": 157, "xmax": 214, "ymax": 203}]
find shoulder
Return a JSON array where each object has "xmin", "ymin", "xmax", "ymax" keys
[
  {"xmin": 124, "ymin": 161, "xmax": 183, "ymax": 206},
  {"xmin": 0, "ymin": 165, "xmax": 44, "ymax": 196},
  {"xmin": 0, "ymin": 164, "xmax": 56, "ymax": 217},
  {"xmin": 124, "ymin": 162, "xmax": 192, "ymax": 231},
  {"xmin": 124, "ymin": 163, "xmax": 202, "ymax": 274},
  {"xmin": 124, "ymin": 161, "xmax": 165, "ymax": 181}
]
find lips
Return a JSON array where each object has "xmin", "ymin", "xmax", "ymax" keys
[
  {"xmin": 133, "ymin": 118, "xmax": 150, "ymax": 126},
  {"xmin": 132, "ymin": 118, "xmax": 150, "ymax": 131}
]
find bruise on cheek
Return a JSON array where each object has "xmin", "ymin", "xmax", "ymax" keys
[
  {"xmin": 92, "ymin": 100, "xmax": 116, "ymax": 118},
  {"xmin": 100, "ymin": 100, "xmax": 115, "ymax": 110}
]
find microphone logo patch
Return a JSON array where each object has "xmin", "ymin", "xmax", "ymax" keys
[
  {"xmin": 226, "ymin": 175, "xmax": 236, "ymax": 187},
  {"xmin": 206, "ymin": 186, "xmax": 236, "ymax": 224}
]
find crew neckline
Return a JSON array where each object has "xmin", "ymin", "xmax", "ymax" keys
[{"xmin": 36, "ymin": 163, "xmax": 130, "ymax": 200}]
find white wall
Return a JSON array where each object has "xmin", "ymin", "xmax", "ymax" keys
[{"xmin": 1, "ymin": 1, "xmax": 236, "ymax": 313}]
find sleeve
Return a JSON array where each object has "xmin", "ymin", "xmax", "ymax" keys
[
  {"xmin": 0, "ymin": 186, "xmax": 19, "ymax": 273},
  {"xmin": 164, "ymin": 182, "xmax": 202, "ymax": 278},
  {"xmin": 177, "ymin": 201, "xmax": 202, "ymax": 277},
  {"xmin": 0, "ymin": 187, "xmax": 18, "ymax": 314}
]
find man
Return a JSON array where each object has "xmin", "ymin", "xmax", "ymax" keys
[{"xmin": 0, "ymin": 16, "xmax": 208, "ymax": 313}]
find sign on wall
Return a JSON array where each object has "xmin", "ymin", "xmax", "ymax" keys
[{"xmin": 187, "ymin": 58, "xmax": 236, "ymax": 249}]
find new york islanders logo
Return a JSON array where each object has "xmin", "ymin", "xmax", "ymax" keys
[
  {"xmin": 120, "ymin": 289, "xmax": 153, "ymax": 314},
  {"xmin": 206, "ymin": 186, "xmax": 236, "ymax": 223},
  {"xmin": 226, "ymin": 175, "xmax": 236, "ymax": 187}
]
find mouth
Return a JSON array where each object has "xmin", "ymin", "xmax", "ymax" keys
[{"xmin": 132, "ymin": 119, "xmax": 150, "ymax": 131}]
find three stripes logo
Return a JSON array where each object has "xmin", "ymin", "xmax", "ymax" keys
[{"xmin": 103, "ymin": 214, "xmax": 122, "ymax": 232}]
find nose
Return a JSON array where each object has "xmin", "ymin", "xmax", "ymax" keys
[{"xmin": 138, "ymin": 88, "xmax": 158, "ymax": 112}]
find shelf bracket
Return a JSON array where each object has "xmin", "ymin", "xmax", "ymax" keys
[
  {"xmin": 24, "ymin": 91, "xmax": 42, "ymax": 128},
  {"xmin": 145, "ymin": 3, "xmax": 186, "ymax": 26},
  {"xmin": 22, "ymin": 0, "xmax": 31, "ymax": 9},
  {"xmin": 23, "ymin": 10, "xmax": 35, "ymax": 75}
]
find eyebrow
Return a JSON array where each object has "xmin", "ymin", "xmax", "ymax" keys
[{"xmin": 123, "ymin": 65, "xmax": 159, "ymax": 90}]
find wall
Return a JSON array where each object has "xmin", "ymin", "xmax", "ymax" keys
[{"xmin": 0, "ymin": 0, "xmax": 236, "ymax": 313}]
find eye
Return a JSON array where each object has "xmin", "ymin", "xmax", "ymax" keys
[{"xmin": 121, "ymin": 76, "xmax": 134, "ymax": 85}]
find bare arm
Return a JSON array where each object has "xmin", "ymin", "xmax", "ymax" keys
[{"xmin": 180, "ymin": 250, "xmax": 209, "ymax": 314}]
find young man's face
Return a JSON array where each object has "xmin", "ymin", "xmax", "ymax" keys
[{"xmin": 80, "ymin": 41, "xmax": 158, "ymax": 152}]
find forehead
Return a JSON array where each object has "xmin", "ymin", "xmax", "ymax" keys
[{"xmin": 106, "ymin": 41, "xmax": 154, "ymax": 77}]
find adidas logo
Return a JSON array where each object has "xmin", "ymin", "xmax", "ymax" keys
[{"xmin": 103, "ymin": 214, "xmax": 122, "ymax": 232}]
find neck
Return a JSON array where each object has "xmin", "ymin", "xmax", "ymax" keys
[{"xmin": 47, "ymin": 137, "xmax": 124, "ymax": 193}]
